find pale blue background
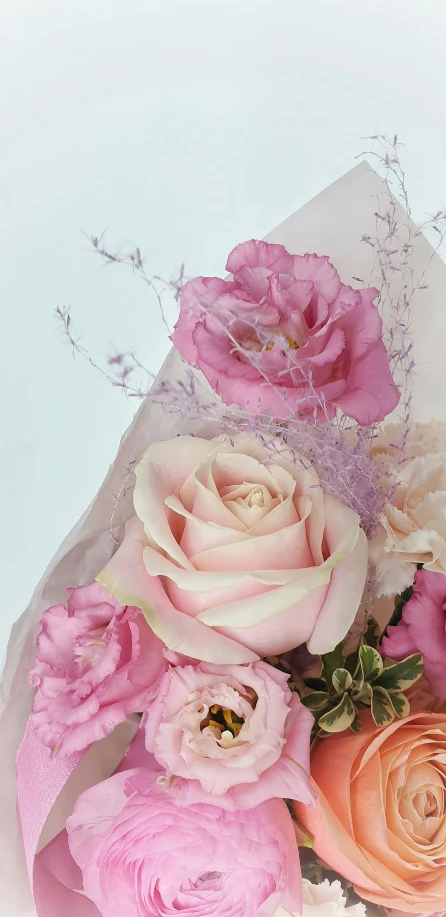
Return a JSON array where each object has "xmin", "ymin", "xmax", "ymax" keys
[{"xmin": 1, "ymin": 0, "xmax": 446, "ymax": 658}]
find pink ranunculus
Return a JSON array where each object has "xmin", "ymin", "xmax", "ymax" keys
[
  {"xmin": 382, "ymin": 568, "xmax": 446, "ymax": 699},
  {"xmin": 144, "ymin": 660, "xmax": 315, "ymax": 809},
  {"xmin": 66, "ymin": 767, "xmax": 302, "ymax": 917},
  {"xmin": 172, "ymin": 240, "xmax": 399, "ymax": 425},
  {"xmin": 30, "ymin": 582, "xmax": 166, "ymax": 756},
  {"xmin": 98, "ymin": 434, "xmax": 368, "ymax": 663}
]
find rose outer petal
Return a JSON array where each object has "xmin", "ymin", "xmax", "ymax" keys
[{"xmin": 97, "ymin": 516, "xmax": 258, "ymax": 664}]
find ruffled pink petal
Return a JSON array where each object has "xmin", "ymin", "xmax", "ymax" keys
[
  {"xmin": 335, "ymin": 339, "xmax": 400, "ymax": 424},
  {"xmin": 289, "ymin": 253, "xmax": 341, "ymax": 301},
  {"xmin": 226, "ymin": 239, "xmax": 294, "ymax": 275},
  {"xmin": 383, "ymin": 569, "xmax": 446, "ymax": 698},
  {"xmin": 172, "ymin": 275, "xmax": 239, "ymax": 364},
  {"xmin": 382, "ymin": 622, "xmax": 418, "ymax": 661}
]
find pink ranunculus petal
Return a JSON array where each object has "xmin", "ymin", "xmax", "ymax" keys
[{"xmin": 67, "ymin": 766, "xmax": 303, "ymax": 917}]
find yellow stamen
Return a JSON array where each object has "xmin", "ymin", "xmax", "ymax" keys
[
  {"xmin": 205, "ymin": 704, "xmax": 245, "ymax": 739},
  {"xmin": 223, "ymin": 708, "xmax": 234, "ymax": 727}
]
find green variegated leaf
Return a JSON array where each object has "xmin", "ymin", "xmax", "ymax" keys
[
  {"xmin": 351, "ymin": 654, "xmax": 364, "ymax": 691},
  {"xmin": 354, "ymin": 680, "xmax": 372, "ymax": 704},
  {"xmin": 350, "ymin": 711, "xmax": 363, "ymax": 733},
  {"xmin": 344, "ymin": 651, "xmax": 359, "ymax": 678},
  {"xmin": 388, "ymin": 690, "xmax": 411, "ymax": 719},
  {"xmin": 321, "ymin": 644, "xmax": 345, "ymax": 687},
  {"xmin": 370, "ymin": 686, "xmax": 395, "ymax": 727},
  {"xmin": 359, "ymin": 644, "xmax": 383, "ymax": 682},
  {"xmin": 363, "ymin": 616, "xmax": 381, "ymax": 649},
  {"xmin": 318, "ymin": 693, "xmax": 356, "ymax": 733},
  {"xmin": 304, "ymin": 677, "xmax": 329, "ymax": 692},
  {"xmin": 375, "ymin": 654, "xmax": 424, "ymax": 693},
  {"xmin": 301, "ymin": 691, "xmax": 330, "ymax": 711},
  {"xmin": 332, "ymin": 667, "xmax": 353, "ymax": 694}
]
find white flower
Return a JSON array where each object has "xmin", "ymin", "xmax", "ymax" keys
[
  {"xmin": 371, "ymin": 421, "xmax": 446, "ymax": 463},
  {"xmin": 369, "ymin": 422, "xmax": 446, "ymax": 596},
  {"xmin": 276, "ymin": 878, "xmax": 367, "ymax": 917}
]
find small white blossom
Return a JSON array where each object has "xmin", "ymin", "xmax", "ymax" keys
[{"xmin": 277, "ymin": 878, "xmax": 367, "ymax": 917}]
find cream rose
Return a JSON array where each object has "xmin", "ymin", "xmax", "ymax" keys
[
  {"xmin": 98, "ymin": 435, "xmax": 367, "ymax": 662},
  {"xmin": 370, "ymin": 422, "xmax": 446, "ymax": 596}
]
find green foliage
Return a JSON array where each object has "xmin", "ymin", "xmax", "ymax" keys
[{"xmin": 302, "ymin": 616, "xmax": 423, "ymax": 737}]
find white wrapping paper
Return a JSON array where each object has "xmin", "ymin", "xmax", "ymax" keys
[{"xmin": 1, "ymin": 160, "xmax": 445, "ymax": 917}]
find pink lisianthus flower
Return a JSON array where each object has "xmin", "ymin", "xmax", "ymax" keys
[
  {"xmin": 172, "ymin": 240, "xmax": 399, "ymax": 425},
  {"xmin": 30, "ymin": 582, "xmax": 166, "ymax": 756},
  {"xmin": 144, "ymin": 660, "xmax": 315, "ymax": 809},
  {"xmin": 382, "ymin": 568, "xmax": 446, "ymax": 699},
  {"xmin": 66, "ymin": 767, "xmax": 302, "ymax": 917}
]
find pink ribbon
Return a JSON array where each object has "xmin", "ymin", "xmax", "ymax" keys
[
  {"xmin": 16, "ymin": 720, "xmax": 146, "ymax": 915},
  {"xmin": 16, "ymin": 722, "xmax": 97, "ymax": 916}
]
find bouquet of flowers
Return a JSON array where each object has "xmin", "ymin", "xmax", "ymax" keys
[{"xmin": 3, "ymin": 140, "xmax": 446, "ymax": 917}]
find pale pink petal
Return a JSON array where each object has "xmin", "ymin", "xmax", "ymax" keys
[
  {"xmin": 97, "ymin": 516, "xmax": 258, "ymax": 664},
  {"xmin": 134, "ymin": 436, "xmax": 216, "ymax": 567},
  {"xmin": 67, "ymin": 768, "xmax": 302, "ymax": 917},
  {"xmin": 308, "ymin": 499, "xmax": 368, "ymax": 654},
  {"xmin": 67, "ymin": 769, "xmax": 136, "ymax": 870}
]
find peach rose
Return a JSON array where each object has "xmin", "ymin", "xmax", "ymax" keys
[
  {"xmin": 295, "ymin": 711, "xmax": 446, "ymax": 913},
  {"xmin": 98, "ymin": 435, "xmax": 367, "ymax": 663},
  {"xmin": 370, "ymin": 422, "xmax": 446, "ymax": 596}
]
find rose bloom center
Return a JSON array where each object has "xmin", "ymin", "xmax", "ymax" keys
[
  {"xmin": 399, "ymin": 762, "xmax": 446, "ymax": 843},
  {"xmin": 219, "ymin": 481, "xmax": 282, "ymax": 527}
]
